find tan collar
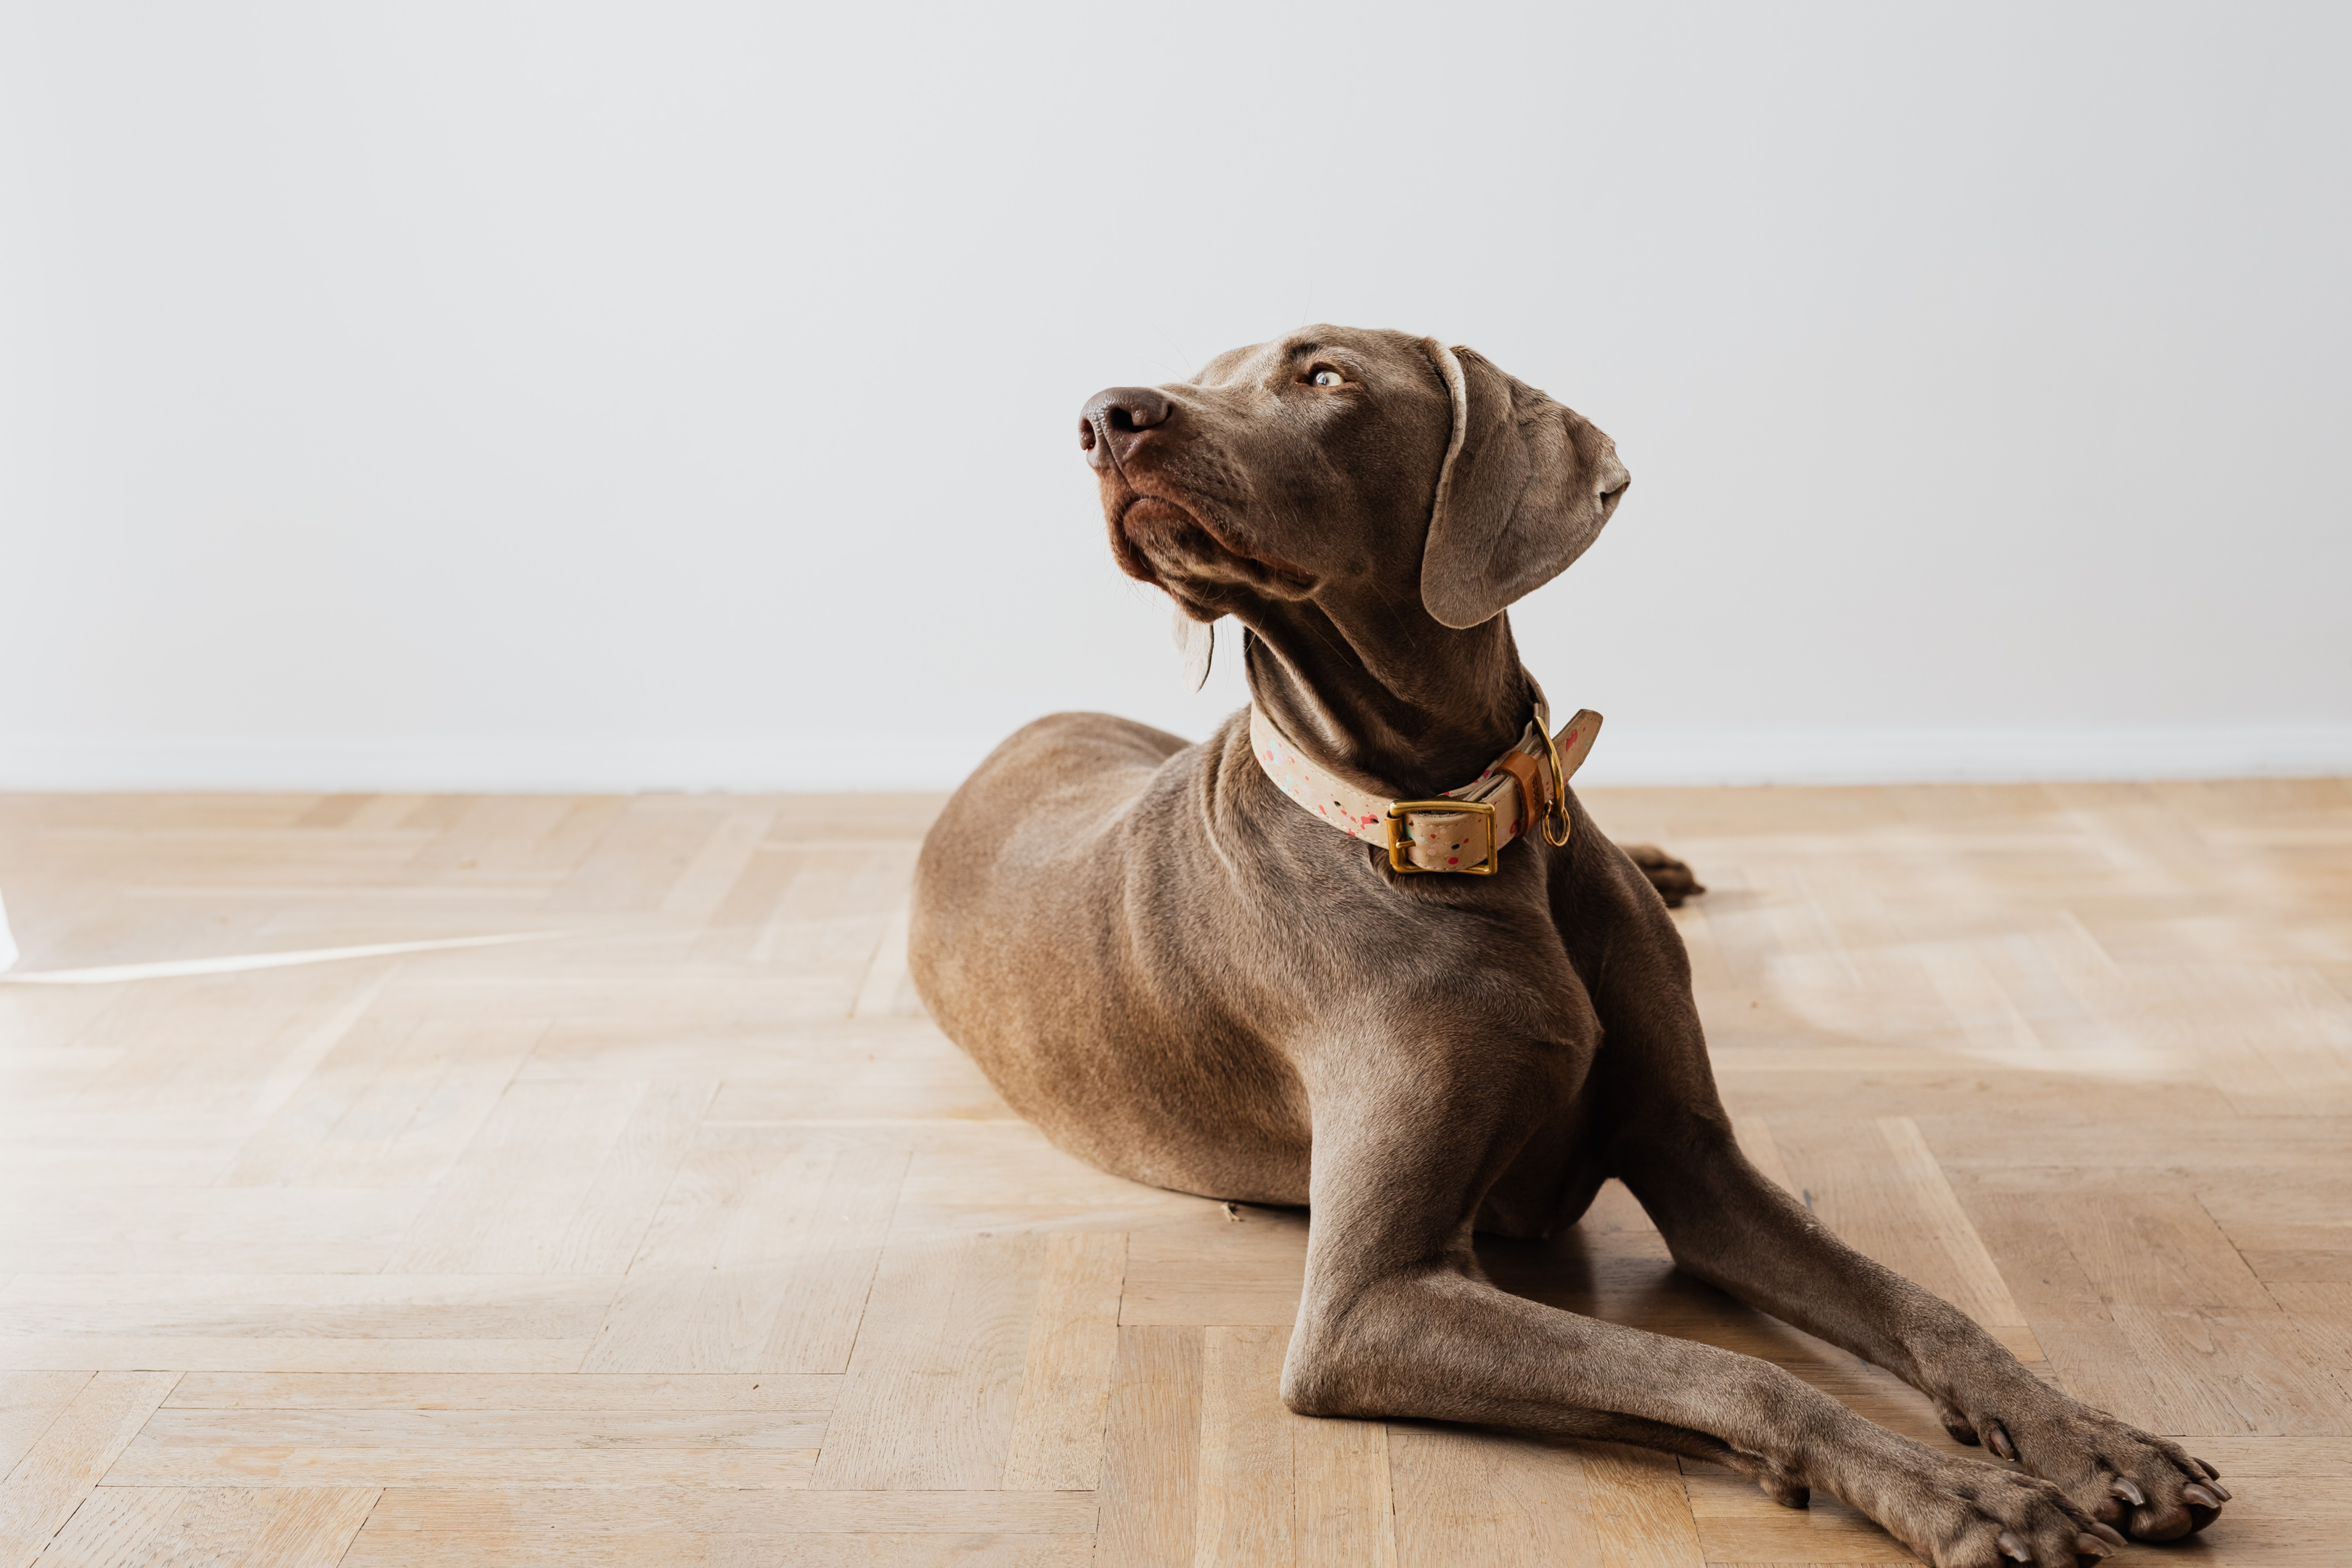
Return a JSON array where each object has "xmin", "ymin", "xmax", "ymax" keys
[{"xmin": 1249, "ymin": 695, "xmax": 1603, "ymax": 874}]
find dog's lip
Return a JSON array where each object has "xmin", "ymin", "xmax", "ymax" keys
[
  {"xmin": 1111, "ymin": 483, "xmax": 1315, "ymax": 592},
  {"xmin": 1108, "ymin": 475, "xmax": 1207, "ymax": 536},
  {"xmin": 1114, "ymin": 488, "xmax": 1185, "ymax": 523}
]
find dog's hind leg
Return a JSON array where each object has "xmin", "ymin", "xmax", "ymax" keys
[
  {"xmin": 1617, "ymin": 843, "xmax": 1704, "ymax": 907},
  {"xmin": 1283, "ymin": 1061, "xmax": 2121, "ymax": 1568}
]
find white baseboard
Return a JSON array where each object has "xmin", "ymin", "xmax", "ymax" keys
[
  {"xmin": 0, "ymin": 734, "xmax": 1008, "ymax": 794},
  {"xmin": 1575, "ymin": 722, "xmax": 2352, "ymax": 786},
  {"xmin": 3, "ymin": 723, "xmax": 2349, "ymax": 793}
]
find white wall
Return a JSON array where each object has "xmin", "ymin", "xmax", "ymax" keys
[{"xmin": 2, "ymin": 1, "xmax": 2346, "ymax": 790}]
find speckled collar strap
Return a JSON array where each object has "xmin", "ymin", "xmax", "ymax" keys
[{"xmin": 1249, "ymin": 694, "xmax": 1603, "ymax": 875}]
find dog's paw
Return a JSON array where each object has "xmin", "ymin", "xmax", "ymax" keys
[
  {"xmin": 1871, "ymin": 1453, "xmax": 2125, "ymax": 1567},
  {"xmin": 1619, "ymin": 843, "xmax": 1704, "ymax": 907},
  {"xmin": 1948, "ymin": 1400, "xmax": 2227, "ymax": 1543}
]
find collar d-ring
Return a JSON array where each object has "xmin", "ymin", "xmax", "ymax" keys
[{"xmin": 1540, "ymin": 724, "xmax": 1573, "ymax": 847}]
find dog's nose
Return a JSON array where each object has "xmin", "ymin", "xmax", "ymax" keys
[
  {"xmin": 1594, "ymin": 454, "xmax": 1630, "ymax": 520},
  {"xmin": 1079, "ymin": 386, "xmax": 1176, "ymax": 471}
]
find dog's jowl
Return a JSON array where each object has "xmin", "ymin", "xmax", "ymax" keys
[{"xmin": 910, "ymin": 327, "xmax": 2222, "ymax": 1567}]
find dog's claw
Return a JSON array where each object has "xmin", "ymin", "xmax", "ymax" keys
[
  {"xmin": 2182, "ymin": 1482, "xmax": 2222, "ymax": 1509},
  {"xmin": 2193, "ymin": 1455, "xmax": 2222, "ymax": 1479},
  {"xmin": 1985, "ymin": 1422, "xmax": 2018, "ymax": 1462},
  {"xmin": 2074, "ymin": 1531, "xmax": 2112, "ymax": 1559},
  {"xmin": 1998, "ymin": 1529, "xmax": 2032, "ymax": 1561},
  {"xmin": 2110, "ymin": 1477, "xmax": 2145, "ymax": 1507},
  {"xmin": 2088, "ymin": 1521, "xmax": 2128, "ymax": 1548}
]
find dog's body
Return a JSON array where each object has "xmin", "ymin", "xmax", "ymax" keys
[{"xmin": 911, "ymin": 327, "xmax": 2224, "ymax": 1567}]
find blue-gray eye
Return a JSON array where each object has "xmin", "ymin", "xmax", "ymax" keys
[{"xmin": 1310, "ymin": 368, "xmax": 1344, "ymax": 387}]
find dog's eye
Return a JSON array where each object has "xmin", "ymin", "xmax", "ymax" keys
[{"xmin": 1308, "ymin": 368, "xmax": 1345, "ymax": 387}]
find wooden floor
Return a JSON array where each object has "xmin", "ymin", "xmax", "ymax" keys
[{"xmin": 1, "ymin": 782, "xmax": 2348, "ymax": 1567}]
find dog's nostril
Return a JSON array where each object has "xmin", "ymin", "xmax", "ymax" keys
[
  {"xmin": 1079, "ymin": 419, "xmax": 1096, "ymax": 452},
  {"xmin": 1080, "ymin": 386, "xmax": 1177, "ymax": 442}
]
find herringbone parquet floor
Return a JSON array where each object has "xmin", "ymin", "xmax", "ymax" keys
[{"xmin": 1, "ymin": 780, "xmax": 2348, "ymax": 1565}]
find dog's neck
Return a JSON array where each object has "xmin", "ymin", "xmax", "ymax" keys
[{"xmin": 1236, "ymin": 592, "xmax": 1537, "ymax": 799}]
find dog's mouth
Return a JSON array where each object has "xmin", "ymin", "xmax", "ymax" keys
[
  {"xmin": 1103, "ymin": 477, "xmax": 1315, "ymax": 599},
  {"xmin": 1118, "ymin": 492, "xmax": 1196, "ymax": 539}
]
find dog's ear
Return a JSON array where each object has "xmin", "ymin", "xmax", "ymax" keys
[
  {"xmin": 1172, "ymin": 605, "xmax": 1214, "ymax": 692},
  {"xmin": 1418, "ymin": 340, "xmax": 1629, "ymax": 629}
]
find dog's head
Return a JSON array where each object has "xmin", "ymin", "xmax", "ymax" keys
[{"xmin": 1079, "ymin": 326, "xmax": 1629, "ymax": 637}]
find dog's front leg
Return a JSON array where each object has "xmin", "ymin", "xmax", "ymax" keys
[
  {"xmin": 1617, "ymin": 1114, "xmax": 2228, "ymax": 1545},
  {"xmin": 1284, "ymin": 1069, "xmax": 2123, "ymax": 1567}
]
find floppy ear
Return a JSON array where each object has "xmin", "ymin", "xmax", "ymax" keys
[
  {"xmin": 1419, "ymin": 340, "xmax": 1630, "ymax": 629},
  {"xmin": 1172, "ymin": 605, "xmax": 1215, "ymax": 692}
]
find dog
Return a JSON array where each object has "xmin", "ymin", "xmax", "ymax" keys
[{"xmin": 910, "ymin": 326, "xmax": 2224, "ymax": 1566}]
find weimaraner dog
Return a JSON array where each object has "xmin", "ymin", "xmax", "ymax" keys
[{"xmin": 910, "ymin": 326, "xmax": 2226, "ymax": 1567}]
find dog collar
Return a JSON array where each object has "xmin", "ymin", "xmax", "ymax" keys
[{"xmin": 1249, "ymin": 695, "xmax": 1602, "ymax": 874}]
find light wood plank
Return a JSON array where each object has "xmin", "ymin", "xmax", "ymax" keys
[
  {"xmin": 1580, "ymin": 1445, "xmax": 1707, "ymax": 1568},
  {"xmin": 0, "ymin": 1189, "xmax": 431, "ymax": 1278},
  {"xmin": 654, "ymin": 809, "xmax": 779, "ymax": 926},
  {"xmin": 0, "ymin": 1341, "xmax": 591, "ymax": 1376},
  {"xmin": 0, "ymin": 1274, "xmax": 617, "ymax": 1340},
  {"xmin": 1291, "ymin": 1406, "xmax": 1397, "ymax": 1568},
  {"xmin": 1001, "ymin": 1231, "xmax": 1127, "ymax": 1491},
  {"xmin": 342, "ymin": 1532, "xmax": 1091, "ymax": 1567},
  {"xmin": 290, "ymin": 1016, "xmax": 547, "ymax": 1188},
  {"xmin": 812, "ymin": 1235, "xmax": 1045, "ymax": 1490},
  {"xmin": 105, "ymin": 1445, "xmax": 817, "ymax": 1489},
  {"xmin": 163, "ymin": 1373, "xmax": 837, "ymax": 1412},
  {"xmin": 0, "ymin": 1374, "xmax": 89, "ymax": 1484},
  {"xmin": 1119, "ymin": 1212, "xmax": 1308, "ymax": 1329},
  {"xmin": 0, "ymin": 1371, "xmax": 177, "ymax": 1568},
  {"xmin": 1871, "ymin": 1116, "xmax": 2027, "ymax": 1332},
  {"xmin": 543, "ymin": 802, "xmax": 728, "ymax": 914},
  {"xmin": 1387, "ymin": 1424, "xmax": 1595, "ymax": 1568},
  {"xmin": 239, "ymin": 1485, "xmax": 382, "ymax": 1568},
  {"xmin": 1767, "ymin": 1116, "xmax": 2032, "ymax": 1346},
  {"xmin": 357, "ymin": 1485, "xmax": 1098, "ymax": 1531},
  {"xmin": 2039, "ymin": 1192, "xmax": 2345, "ymax": 1434},
  {"xmin": 389, "ymin": 1078, "xmax": 714, "ymax": 1275},
  {"xmin": 1192, "ymin": 1326, "xmax": 1294, "ymax": 1568},
  {"xmin": 131, "ymin": 1405, "xmax": 827, "ymax": 1450},
  {"xmin": 584, "ymin": 1135, "xmax": 907, "ymax": 1376},
  {"xmin": 38, "ymin": 1485, "xmax": 379, "ymax": 1568},
  {"xmin": 852, "ymin": 897, "xmax": 916, "ymax": 1018},
  {"xmin": 1095, "ymin": 1326, "xmax": 1202, "ymax": 1568},
  {"xmin": 1177, "ymin": 1324, "xmax": 1401, "ymax": 1567}
]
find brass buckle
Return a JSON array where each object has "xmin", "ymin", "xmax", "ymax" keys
[{"xmin": 1385, "ymin": 799, "xmax": 1498, "ymax": 875}]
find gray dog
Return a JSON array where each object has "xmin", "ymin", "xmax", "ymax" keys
[{"xmin": 910, "ymin": 327, "xmax": 2225, "ymax": 1567}]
